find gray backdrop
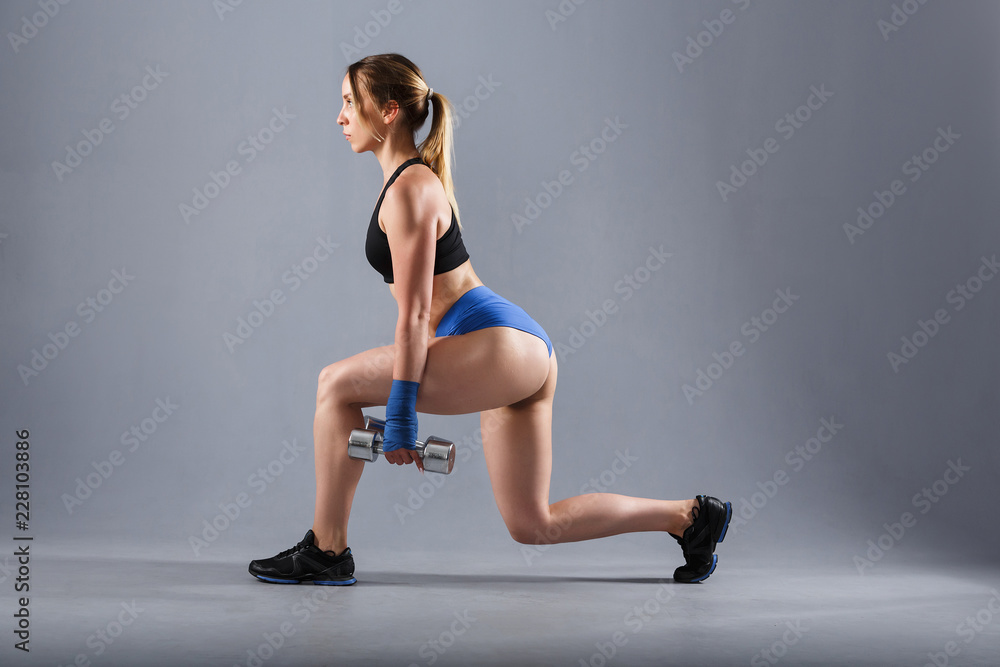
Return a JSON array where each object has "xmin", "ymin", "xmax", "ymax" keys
[{"xmin": 2, "ymin": 0, "xmax": 998, "ymax": 581}]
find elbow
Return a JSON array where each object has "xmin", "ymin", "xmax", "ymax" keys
[{"xmin": 396, "ymin": 307, "xmax": 432, "ymax": 337}]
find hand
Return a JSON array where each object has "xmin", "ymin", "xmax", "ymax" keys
[
  {"xmin": 383, "ymin": 378, "xmax": 420, "ymax": 471},
  {"xmin": 383, "ymin": 446, "xmax": 424, "ymax": 473}
]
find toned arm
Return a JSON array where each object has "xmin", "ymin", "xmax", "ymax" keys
[{"xmin": 381, "ymin": 176, "xmax": 439, "ymax": 383}]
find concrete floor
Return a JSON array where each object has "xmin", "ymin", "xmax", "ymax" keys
[{"xmin": 7, "ymin": 545, "xmax": 1000, "ymax": 666}]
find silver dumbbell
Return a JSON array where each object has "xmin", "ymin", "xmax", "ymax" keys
[{"xmin": 347, "ymin": 415, "xmax": 456, "ymax": 474}]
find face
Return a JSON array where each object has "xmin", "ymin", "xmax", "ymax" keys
[{"xmin": 338, "ymin": 74, "xmax": 380, "ymax": 154}]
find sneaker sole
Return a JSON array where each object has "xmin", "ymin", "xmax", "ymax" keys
[{"xmin": 252, "ymin": 574, "xmax": 357, "ymax": 585}]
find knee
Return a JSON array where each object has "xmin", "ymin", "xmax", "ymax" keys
[
  {"xmin": 504, "ymin": 513, "xmax": 554, "ymax": 545},
  {"xmin": 318, "ymin": 355, "xmax": 389, "ymax": 407},
  {"xmin": 317, "ymin": 362, "xmax": 349, "ymax": 406},
  {"xmin": 507, "ymin": 523, "xmax": 541, "ymax": 545}
]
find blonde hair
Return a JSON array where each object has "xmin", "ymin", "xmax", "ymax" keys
[{"xmin": 347, "ymin": 54, "xmax": 461, "ymax": 228}]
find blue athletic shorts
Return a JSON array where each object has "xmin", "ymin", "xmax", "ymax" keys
[{"xmin": 435, "ymin": 286, "xmax": 553, "ymax": 357}]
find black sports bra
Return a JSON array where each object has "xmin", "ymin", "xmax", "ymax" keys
[{"xmin": 365, "ymin": 157, "xmax": 469, "ymax": 284}]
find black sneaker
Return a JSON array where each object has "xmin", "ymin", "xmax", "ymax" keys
[
  {"xmin": 248, "ymin": 529, "xmax": 356, "ymax": 585},
  {"xmin": 669, "ymin": 495, "xmax": 732, "ymax": 583}
]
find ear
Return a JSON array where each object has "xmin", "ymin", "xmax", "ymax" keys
[{"xmin": 380, "ymin": 100, "xmax": 401, "ymax": 125}]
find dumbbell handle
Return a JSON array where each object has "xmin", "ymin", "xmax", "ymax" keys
[
  {"xmin": 363, "ymin": 415, "xmax": 388, "ymax": 434},
  {"xmin": 348, "ymin": 416, "xmax": 455, "ymax": 474}
]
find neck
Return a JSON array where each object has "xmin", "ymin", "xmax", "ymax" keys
[{"xmin": 374, "ymin": 136, "xmax": 421, "ymax": 182}]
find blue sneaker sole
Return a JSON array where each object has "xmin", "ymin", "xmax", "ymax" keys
[
  {"xmin": 687, "ymin": 555, "xmax": 718, "ymax": 583},
  {"xmin": 252, "ymin": 574, "xmax": 356, "ymax": 586},
  {"xmin": 716, "ymin": 501, "xmax": 732, "ymax": 544}
]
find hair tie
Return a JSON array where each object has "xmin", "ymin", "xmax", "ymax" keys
[{"xmin": 426, "ymin": 87, "xmax": 433, "ymax": 102}]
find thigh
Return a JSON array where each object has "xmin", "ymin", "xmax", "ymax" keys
[
  {"xmin": 330, "ymin": 326, "xmax": 552, "ymax": 415},
  {"xmin": 480, "ymin": 352, "xmax": 559, "ymax": 525}
]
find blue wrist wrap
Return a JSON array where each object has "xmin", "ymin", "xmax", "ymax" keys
[{"xmin": 383, "ymin": 379, "xmax": 419, "ymax": 452}]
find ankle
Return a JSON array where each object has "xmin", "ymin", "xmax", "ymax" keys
[
  {"xmin": 319, "ymin": 542, "xmax": 349, "ymax": 556},
  {"xmin": 311, "ymin": 528, "xmax": 347, "ymax": 555},
  {"xmin": 668, "ymin": 499, "xmax": 698, "ymax": 536}
]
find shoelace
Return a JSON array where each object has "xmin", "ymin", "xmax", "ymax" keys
[{"xmin": 273, "ymin": 538, "xmax": 309, "ymax": 560}]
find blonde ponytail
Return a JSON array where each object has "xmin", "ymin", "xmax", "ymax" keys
[{"xmin": 418, "ymin": 89, "xmax": 460, "ymax": 228}]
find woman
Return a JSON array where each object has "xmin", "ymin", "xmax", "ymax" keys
[{"xmin": 248, "ymin": 53, "xmax": 731, "ymax": 586}]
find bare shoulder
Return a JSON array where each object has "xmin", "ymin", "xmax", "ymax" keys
[{"xmin": 381, "ymin": 163, "xmax": 449, "ymax": 226}]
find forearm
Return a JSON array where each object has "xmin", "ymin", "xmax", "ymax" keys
[
  {"xmin": 382, "ymin": 311, "xmax": 428, "ymax": 454},
  {"xmin": 392, "ymin": 310, "xmax": 430, "ymax": 383}
]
